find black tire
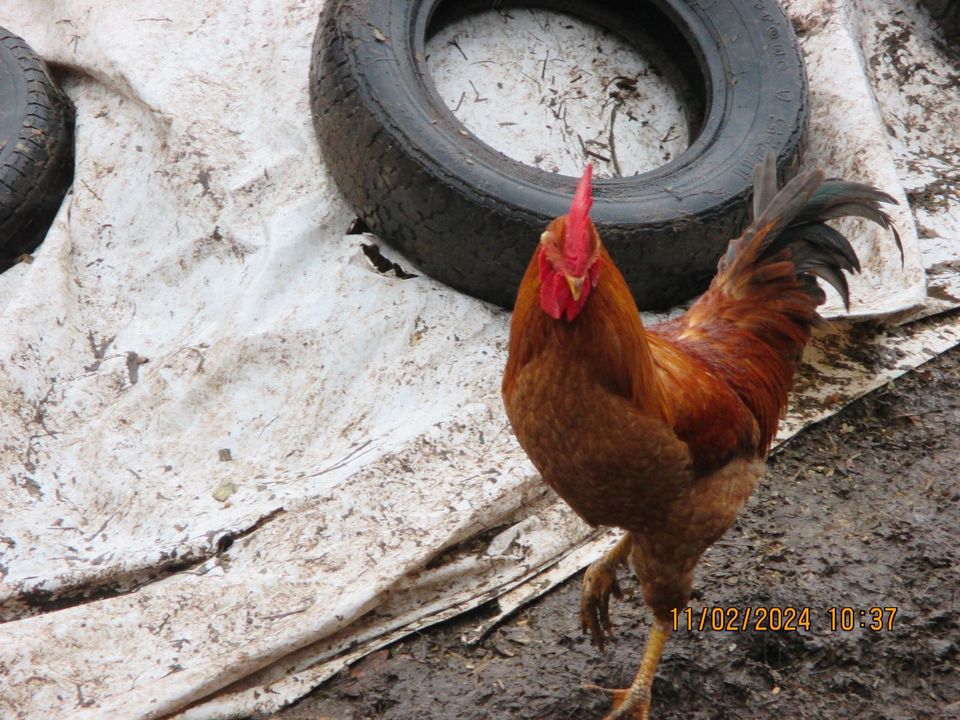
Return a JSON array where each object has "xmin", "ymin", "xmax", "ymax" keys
[
  {"xmin": 310, "ymin": 0, "xmax": 807, "ymax": 310},
  {"xmin": 920, "ymin": 0, "xmax": 960, "ymax": 48},
  {"xmin": 0, "ymin": 28, "xmax": 75, "ymax": 268}
]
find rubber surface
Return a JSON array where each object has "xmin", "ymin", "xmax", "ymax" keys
[
  {"xmin": 921, "ymin": 0, "xmax": 960, "ymax": 47},
  {"xmin": 0, "ymin": 28, "xmax": 74, "ymax": 266},
  {"xmin": 311, "ymin": 0, "xmax": 807, "ymax": 310}
]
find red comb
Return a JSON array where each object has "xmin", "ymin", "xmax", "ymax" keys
[{"xmin": 565, "ymin": 165, "xmax": 593, "ymax": 275}]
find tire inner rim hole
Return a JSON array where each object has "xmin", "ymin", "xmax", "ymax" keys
[{"xmin": 426, "ymin": 6, "xmax": 703, "ymax": 179}]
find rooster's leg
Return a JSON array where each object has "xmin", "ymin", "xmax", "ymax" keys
[
  {"xmin": 588, "ymin": 621, "xmax": 670, "ymax": 720},
  {"xmin": 580, "ymin": 533, "xmax": 632, "ymax": 650}
]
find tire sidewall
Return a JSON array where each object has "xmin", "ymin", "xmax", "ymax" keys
[{"xmin": 313, "ymin": 0, "xmax": 807, "ymax": 308}]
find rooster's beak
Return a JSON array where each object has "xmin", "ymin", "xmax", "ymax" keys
[{"xmin": 565, "ymin": 274, "xmax": 584, "ymax": 301}]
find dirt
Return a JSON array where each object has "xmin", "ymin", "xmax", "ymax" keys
[{"xmin": 274, "ymin": 345, "xmax": 960, "ymax": 719}]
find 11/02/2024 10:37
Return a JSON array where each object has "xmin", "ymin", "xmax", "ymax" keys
[{"xmin": 671, "ymin": 606, "xmax": 899, "ymax": 632}]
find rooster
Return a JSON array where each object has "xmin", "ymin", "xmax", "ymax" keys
[{"xmin": 502, "ymin": 153, "xmax": 900, "ymax": 719}]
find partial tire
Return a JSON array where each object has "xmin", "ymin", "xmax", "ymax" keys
[
  {"xmin": 0, "ymin": 28, "xmax": 75, "ymax": 268},
  {"xmin": 921, "ymin": 0, "xmax": 960, "ymax": 49},
  {"xmin": 311, "ymin": 0, "xmax": 807, "ymax": 309}
]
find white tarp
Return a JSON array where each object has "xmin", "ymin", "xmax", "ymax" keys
[{"xmin": 0, "ymin": 0, "xmax": 957, "ymax": 718}]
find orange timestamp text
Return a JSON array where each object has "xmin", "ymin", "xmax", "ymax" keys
[{"xmin": 670, "ymin": 606, "xmax": 898, "ymax": 632}]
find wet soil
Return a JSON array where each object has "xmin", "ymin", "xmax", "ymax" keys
[{"xmin": 277, "ymin": 344, "xmax": 960, "ymax": 720}]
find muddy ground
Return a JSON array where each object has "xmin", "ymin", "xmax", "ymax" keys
[{"xmin": 276, "ymin": 339, "xmax": 960, "ymax": 720}]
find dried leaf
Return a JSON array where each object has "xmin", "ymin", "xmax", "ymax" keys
[{"xmin": 212, "ymin": 480, "xmax": 237, "ymax": 502}]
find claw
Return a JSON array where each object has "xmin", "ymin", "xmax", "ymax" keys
[
  {"xmin": 585, "ymin": 622, "xmax": 669, "ymax": 720},
  {"xmin": 579, "ymin": 558, "xmax": 624, "ymax": 652},
  {"xmin": 582, "ymin": 683, "xmax": 650, "ymax": 720}
]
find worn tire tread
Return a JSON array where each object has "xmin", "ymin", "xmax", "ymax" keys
[
  {"xmin": 311, "ymin": 1, "xmax": 805, "ymax": 308},
  {"xmin": 0, "ymin": 27, "xmax": 75, "ymax": 264}
]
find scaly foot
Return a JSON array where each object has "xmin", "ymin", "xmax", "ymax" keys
[
  {"xmin": 580, "ymin": 534, "xmax": 631, "ymax": 651},
  {"xmin": 580, "ymin": 559, "xmax": 623, "ymax": 651},
  {"xmin": 583, "ymin": 684, "xmax": 651, "ymax": 720},
  {"xmin": 586, "ymin": 622, "xmax": 670, "ymax": 720}
]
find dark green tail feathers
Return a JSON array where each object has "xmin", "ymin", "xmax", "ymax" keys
[{"xmin": 724, "ymin": 152, "xmax": 902, "ymax": 311}]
